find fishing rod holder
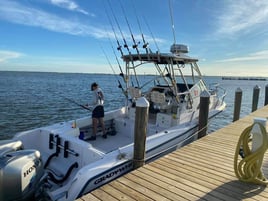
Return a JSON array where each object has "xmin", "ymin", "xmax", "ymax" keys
[
  {"xmin": 63, "ymin": 141, "xmax": 79, "ymax": 158},
  {"xmin": 49, "ymin": 133, "xmax": 79, "ymax": 158}
]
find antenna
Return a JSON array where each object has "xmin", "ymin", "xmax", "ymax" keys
[{"xmin": 169, "ymin": 0, "xmax": 176, "ymax": 44}]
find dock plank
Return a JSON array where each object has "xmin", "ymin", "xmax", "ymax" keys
[
  {"xmin": 75, "ymin": 193, "xmax": 101, "ymax": 201},
  {"xmin": 116, "ymin": 176, "xmax": 170, "ymax": 201},
  {"xmin": 109, "ymin": 180, "xmax": 153, "ymax": 201},
  {"xmin": 90, "ymin": 188, "xmax": 119, "ymax": 201},
  {"xmin": 137, "ymin": 167, "xmax": 210, "ymax": 200},
  {"xmin": 97, "ymin": 184, "xmax": 136, "ymax": 201},
  {"xmin": 154, "ymin": 159, "xmax": 260, "ymax": 201},
  {"xmin": 146, "ymin": 164, "xmax": 238, "ymax": 201},
  {"xmin": 132, "ymin": 169, "xmax": 201, "ymax": 201},
  {"xmin": 77, "ymin": 105, "xmax": 268, "ymax": 201}
]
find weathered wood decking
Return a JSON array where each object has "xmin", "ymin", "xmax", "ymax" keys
[{"xmin": 77, "ymin": 105, "xmax": 268, "ymax": 201}]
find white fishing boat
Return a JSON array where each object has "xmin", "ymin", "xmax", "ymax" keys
[{"xmin": 0, "ymin": 43, "xmax": 226, "ymax": 201}]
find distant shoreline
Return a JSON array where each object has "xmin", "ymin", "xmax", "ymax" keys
[
  {"xmin": 222, "ymin": 76, "xmax": 267, "ymax": 81},
  {"xmin": 1, "ymin": 71, "xmax": 267, "ymax": 79}
]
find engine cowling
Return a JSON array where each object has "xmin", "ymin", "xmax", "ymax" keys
[
  {"xmin": 0, "ymin": 149, "xmax": 44, "ymax": 201},
  {"xmin": 0, "ymin": 140, "xmax": 23, "ymax": 156}
]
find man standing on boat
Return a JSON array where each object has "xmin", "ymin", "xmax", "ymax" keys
[{"xmin": 87, "ymin": 82, "xmax": 106, "ymax": 140}]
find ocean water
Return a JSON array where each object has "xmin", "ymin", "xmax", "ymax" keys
[{"xmin": 0, "ymin": 71, "xmax": 267, "ymax": 139}]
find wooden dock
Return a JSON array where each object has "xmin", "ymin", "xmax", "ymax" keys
[{"xmin": 76, "ymin": 106, "xmax": 268, "ymax": 201}]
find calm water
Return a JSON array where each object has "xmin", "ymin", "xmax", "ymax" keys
[{"xmin": 0, "ymin": 71, "xmax": 267, "ymax": 139}]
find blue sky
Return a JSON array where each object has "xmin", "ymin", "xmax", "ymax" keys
[{"xmin": 0, "ymin": 0, "xmax": 268, "ymax": 76}]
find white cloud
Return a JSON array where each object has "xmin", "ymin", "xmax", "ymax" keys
[
  {"xmin": 0, "ymin": 1, "xmax": 165, "ymax": 49},
  {"xmin": 0, "ymin": 1, "xmax": 101, "ymax": 37},
  {"xmin": 50, "ymin": 0, "xmax": 93, "ymax": 16},
  {"xmin": 216, "ymin": 0, "xmax": 268, "ymax": 35},
  {"xmin": 217, "ymin": 50, "xmax": 268, "ymax": 62},
  {"xmin": 0, "ymin": 50, "xmax": 23, "ymax": 63}
]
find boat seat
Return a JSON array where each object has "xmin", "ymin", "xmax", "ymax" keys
[{"xmin": 150, "ymin": 91, "xmax": 166, "ymax": 104}]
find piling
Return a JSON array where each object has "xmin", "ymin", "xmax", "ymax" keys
[
  {"xmin": 252, "ymin": 85, "xmax": 260, "ymax": 112},
  {"xmin": 198, "ymin": 90, "xmax": 210, "ymax": 139},
  {"xmin": 265, "ymin": 84, "xmax": 268, "ymax": 106},
  {"xmin": 233, "ymin": 87, "xmax": 242, "ymax": 122},
  {"xmin": 133, "ymin": 97, "xmax": 149, "ymax": 169}
]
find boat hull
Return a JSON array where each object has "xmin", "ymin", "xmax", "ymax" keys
[{"xmin": 0, "ymin": 103, "xmax": 226, "ymax": 201}]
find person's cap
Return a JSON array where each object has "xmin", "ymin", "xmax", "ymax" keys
[{"xmin": 91, "ymin": 82, "xmax": 98, "ymax": 91}]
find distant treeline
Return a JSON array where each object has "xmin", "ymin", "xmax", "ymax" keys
[{"xmin": 222, "ymin": 76, "xmax": 267, "ymax": 81}]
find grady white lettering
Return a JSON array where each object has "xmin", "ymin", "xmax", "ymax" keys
[{"xmin": 94, "ymin": 162, "xmax": 132, "ymax": 185}]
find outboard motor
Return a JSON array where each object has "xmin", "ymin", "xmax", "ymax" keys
[{"xmin": 0, "ymin": 149, "xmax": 44, "ymax": 201}]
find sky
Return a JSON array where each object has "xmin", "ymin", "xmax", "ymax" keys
[{"xmin": 1, "ymin": 0, "xmax": 268, "ymax": 76}]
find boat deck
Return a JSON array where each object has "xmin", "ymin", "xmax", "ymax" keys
[
  {"xmin": 76, "ymin": 105, "xmax": 268, "ymax": 201},
  {"xmin": 85, "ymin": 116, "xmax": 165, "ymax": 154},
  {"xmin": 86, "ymin": 134, "xmax": 132, "ymax": 154}
]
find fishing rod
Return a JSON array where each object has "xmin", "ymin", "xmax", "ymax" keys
[
  {"xmin": 103, "ymin": 16, "xmax": 126, "ymax": 81},
  {"xmin": 131, "ymin": 0, "xmax": 150, "ymax": 60},
  {"xmin": 103, "ymin": 2, "xmax": 124, "ymax": 58},
  {"xmin": 119, "ymin": 0, "xmax": 141, "ymax": 59},
  {"xmin": 103, "ymin": 0, "xmax": 127, "ymax": 83},
  {"xmin": 103, "ymin": 22, "xmax": 125, "ymax": 80},
  {"xmin": 109, "ymin": 37, "xmax": 125, "ymax": 81},
  {"xmin": 107, "ymin": 0, "xmax": 141, "ymax": 88},
  {"xmin": 99, "ymin": 44, "xmax": 128, "ymax": 98},
  {"xmin": 47, "ymin": 89, "xmax": 91, "ymax": 111},
  {"xmin": 107, "ymin": 0, "xmax": 132, "ymax": 57},
  {"xmin": 142, "ymin": 15, "xmax": 160, "ymax": 55}
]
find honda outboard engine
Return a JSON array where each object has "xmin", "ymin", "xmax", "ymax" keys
[{"xmin": 0, "ymin": 149, "xmax": 44, "ymax": 201}]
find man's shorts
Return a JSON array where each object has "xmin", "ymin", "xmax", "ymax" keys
[{"xmin": 92, "ymin": 105, "xmax": 104, "ymax": 118}]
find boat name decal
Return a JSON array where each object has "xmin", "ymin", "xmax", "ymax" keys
[{"xmin": 94, "ymin": 162, "xmax": 133, "ymax": 185}]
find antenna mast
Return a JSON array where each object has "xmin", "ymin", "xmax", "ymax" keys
[{"xmin": 169, "ymin": 0, "xmax": 176, "ymax": 44}]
